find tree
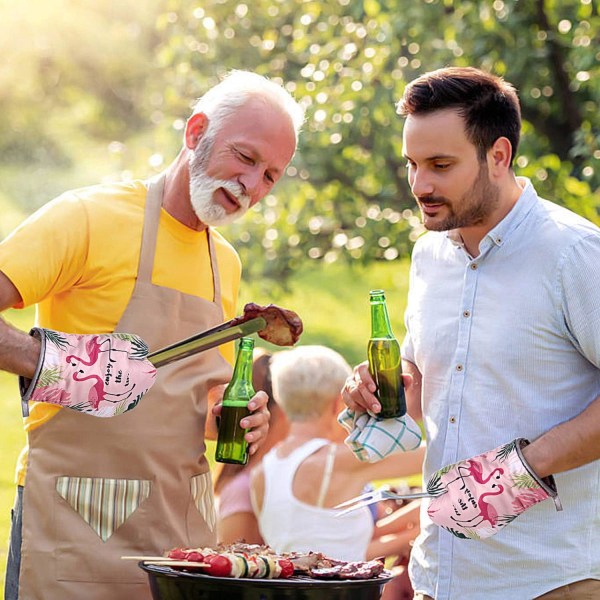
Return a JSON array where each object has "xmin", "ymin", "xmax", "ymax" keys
[
  {"xmin": 0, "ymin": 0, "xmax": 165, "ymax": 219},
  {"xmin": 1, "ymin": 0, "xmax": 597, "ymax": 282},
  {"xmin": 156, "ymin": 0, "xmax": 599, "ymax": 284}
]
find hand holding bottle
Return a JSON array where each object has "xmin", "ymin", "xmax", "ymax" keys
[
  {"xmin": 342, "ymin": 360, "xmax": 418, "ymax": 414},
  {"xmin": 211, "ymin": 391, "xmax": 270, "ymax": 456},
  {"xmin": 368, "ymin": 289, "xmax": 406, "ymax": 418},
  {"xmin": 342, "ymin": 360, "xmax": 381, "ymax": 414},
  {"xmin": 343, "ymin": 291, "xmax": 413, "ymax": 418},
  {"xmin": 215, "ymin": 338, "xmax": 271, "ymax": 464}
]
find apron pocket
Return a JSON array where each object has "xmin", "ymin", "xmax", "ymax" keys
[
  {"xmin": 190, "ymin": 472, "xmax": 216, "ymax": 532},
  {"xmin": 56, "ymin": 476, "xmax": 151, "ymax": 542},
  {"xmin": 54, "ymin": 476, "xmax": 152, "ymax": 584}
]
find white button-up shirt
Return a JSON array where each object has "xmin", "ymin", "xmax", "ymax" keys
[{"xmin": 403, "ymin": 178, "xmax": 600, "ymax": 599}]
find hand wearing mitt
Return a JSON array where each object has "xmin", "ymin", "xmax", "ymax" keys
[
  {"xmin": 20, "ymin": 328, "xmax": 157, "ymax": 418},
  {"xmin": 426, "ymin": 438, "xmax": 562, "ymax": 540}
]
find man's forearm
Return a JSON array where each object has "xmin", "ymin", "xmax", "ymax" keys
[
  {"xmin": 0, "ymin": 316, "xmax": 39, "ymax": 378},
  {"xmin": 0, "ymin": 270, "xmax": 40, "ymax": 378},
  {"xmin": 522, "ymin": 395, "xmax": 600, "ymax": 478}
]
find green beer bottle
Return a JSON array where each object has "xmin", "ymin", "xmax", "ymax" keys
[
  {"xmin": 367, "ymin": 289, "xmax": 407, "ymax": 418},
  {"xmin": 215, "ymin": 337, "xmax": 255, "ymax": 465}
]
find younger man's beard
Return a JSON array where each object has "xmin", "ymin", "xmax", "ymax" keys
[
  {"xmin": 189, "ymin": 134, "xmax": 251, "ymax": 226},
  {"xmin": 419, "ymin": 162, "xmax": 500, "ymax": 232}
]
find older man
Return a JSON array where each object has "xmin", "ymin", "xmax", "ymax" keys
[{"xmin": 0, "ymin": 70, "xmax": 304, "ymax": 600}]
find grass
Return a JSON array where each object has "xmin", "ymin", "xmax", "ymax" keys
[{"xmin": 0, "ymin": 258, "xmax": 411, "ymax": 588}]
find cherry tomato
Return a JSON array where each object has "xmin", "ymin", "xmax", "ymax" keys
[
  {"xmin": 186, "ymin": 551, "xmax": 205, "ymax": 563},
  {"xmin": 204, "ymin": 554, "xmax": 231, "ymax": 577}
]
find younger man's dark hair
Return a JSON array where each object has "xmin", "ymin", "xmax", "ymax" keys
[{"xmin": 397, "ymin": 66, "xmax": 521, "ymax": 165}]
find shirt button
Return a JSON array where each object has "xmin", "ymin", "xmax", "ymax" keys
[
  {"xmin": 456, "ymin": 364, "xmax": 464, "ymax": 372},
  {"xmin": 470, "ymin": 263, "xmax": 478, "ymax": 270},
  {"xmin": 449, "ymin": 416, "xmax": 456, "ymax": 424},
  {"xmin": 463, "ymin": 310, "xmax": 471, "ymax": 318}
]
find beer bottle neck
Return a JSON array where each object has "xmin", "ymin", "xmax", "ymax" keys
[
  {"xmin": 370, "ymin": 296, "xmax": 395, "ymax": 339},
  {"xmin": 224, "ymin": 338, "xmax": 255, "ymax": 402}
]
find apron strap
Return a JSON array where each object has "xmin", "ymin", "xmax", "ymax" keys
[
  {"xmin": 137, "ymin": 173, "xmax": 222, "ymax": 308},
  {"xmin": 137, "ymin": 174, "xmax": 165, "ymax": 284},
  {"xmin": 206, "ymin": 230, "xmax": 222, "ymax": 306}
]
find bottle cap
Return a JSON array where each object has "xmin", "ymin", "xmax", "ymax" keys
[{"xmin": 369, "ymin": 289, "xmax": 386, "ymax": 300}]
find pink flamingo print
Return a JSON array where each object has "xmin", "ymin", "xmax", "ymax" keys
[
  {"xmin": 65, "ymin": 336, "xmax": 117, "ymax": 367},
  {"xmin": 65, "ymin": 336, "xmax": 138, "ymax": 410},
  {"xmin": 71, "ymin": 372, "xmax": 106, "ymax": 409},
  {"xmin": 446, "ymin": 459, "xmax": 504, "ymax": 490},
  {"xmin": 71, "ymin": 371, "xmax": 135, "ymax": 410},
  {"xmin": 451, "ymin": 484, "xmax": 504, "ymax": 529}
]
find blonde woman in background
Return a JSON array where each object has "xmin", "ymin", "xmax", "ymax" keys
[
  {"xmin": 250, "ymin": 345, "xmax": 425, "ymax": 563},
  {"xmin": 214, "ymin": 349, "xmax": 290, "ymax": 544}
]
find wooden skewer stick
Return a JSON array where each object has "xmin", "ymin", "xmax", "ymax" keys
[
  {"xmin": 121, "ymin": 556, "xmax": 173, "ymax": 561},
  {"xmin": 149, "ymin": 561, "xmax": 209, "ymax": 567},
  {"xmin": 120, "ymin": 556, "xmax": 208, "ymax": 567}
]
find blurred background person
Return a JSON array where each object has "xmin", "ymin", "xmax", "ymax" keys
[
  {"xmin": 250, "ymin": 345, "xmax": 425, "ymax": 563},
  {"xmin": 213, "ymin": 348, "xmax": 290, "ymax": 544},
  {"xmin": 373, "ymin": 498, "xmax": 421, "ymax": 600}
]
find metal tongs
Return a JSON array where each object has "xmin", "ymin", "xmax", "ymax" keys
[
  {"xmin": 147, "ymin": 316, "xmax": 267, "ymax": 368},
  {"xmin": 334, "ymin": 488, "xmax": 432, "ymax": 517}
]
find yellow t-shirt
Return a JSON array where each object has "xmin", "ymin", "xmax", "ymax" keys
[{"xmin": 0, "ymin": 179, "xmax": 242, "ymax": 485}]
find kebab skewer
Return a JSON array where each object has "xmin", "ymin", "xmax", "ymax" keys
[{"xmin": 165, "ymin": 547, "xmax": 294, "ymax": 579}]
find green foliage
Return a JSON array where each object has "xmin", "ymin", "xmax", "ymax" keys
[
  {"xmin": 496, "ymin": 439, "xmax": 517, "ymax": 461},
  {"xmin": 43, "ymin": 330, "xmax": 70, "ymax": 351},
  {"xmin": 426, "ymin": 470, "xmax": 447, "ymax": 497},
  {"xmin": 498, "ymin": 514, "xmax": 518, "ymax": 527},
  {"xmin": 155, "ymin": 0, "xmax": 599, "ymax": 282},
  {"xmin": 444, "ymin": 526, "xmax": 471, "ymax": 540},
  {"xmin": 0, "ymin": 0, "xmax": 168, "ymax": 213},
  {"xmin": 512, "ymin": 472, "xmax": 538, "ymax": 489},
  {"xmin": 37, "ymin": 367, "xmax": 61, "ymax": 387},
  {"xmin": 0, "ymin": 191, "xmax": 27, "ymax": 240},
  {"xmin": 114, "ymin": 333, "xmax": 150, "ymax": 358},
  {"xmin": 0, "ymin": 0, "xmax": 598, "ymax": 283}
]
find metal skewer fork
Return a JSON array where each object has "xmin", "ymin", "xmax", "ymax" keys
[{"xmin": 334, "ymin": 489, "xmax": 432, "ymax": 517}]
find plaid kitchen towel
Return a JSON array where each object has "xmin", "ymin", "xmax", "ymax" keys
[{"xmin": 338, "ymin": 408, "xmax": 422, "ymax": 462}]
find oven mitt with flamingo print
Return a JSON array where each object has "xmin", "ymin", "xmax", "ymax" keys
[
  {"xmin": 19, "ymin": 328, "xmax": 157, "ymax": 418},
  {"xmin": 426, "ymin": 438, "xmax": 562, "ymax": 540}
]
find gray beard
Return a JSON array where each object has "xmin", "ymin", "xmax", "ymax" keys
[{"xmin": 188, "ymin": 136, "xmax": 250, "ymax": 226}]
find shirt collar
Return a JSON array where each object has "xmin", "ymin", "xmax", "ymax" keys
[
  {"xmin": 446, "ymin": 176, "xmax": 538, "ymax": 253},
  {"xmin": 485, "ymin": 176, "xmax": 538, "ymax": 248}
]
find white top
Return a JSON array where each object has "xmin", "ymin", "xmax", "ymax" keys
[
  {"xmin": 403, "ymin": 178, "xmax": 600, "ymax": 599},
  {"xmin": 256, "ymin": 438, "xmax": 374, "ymax": 562}
]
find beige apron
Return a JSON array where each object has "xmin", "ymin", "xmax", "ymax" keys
[{"xmin": 19, "ymin": 175, "xmax": 233, "ymax": 600}]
